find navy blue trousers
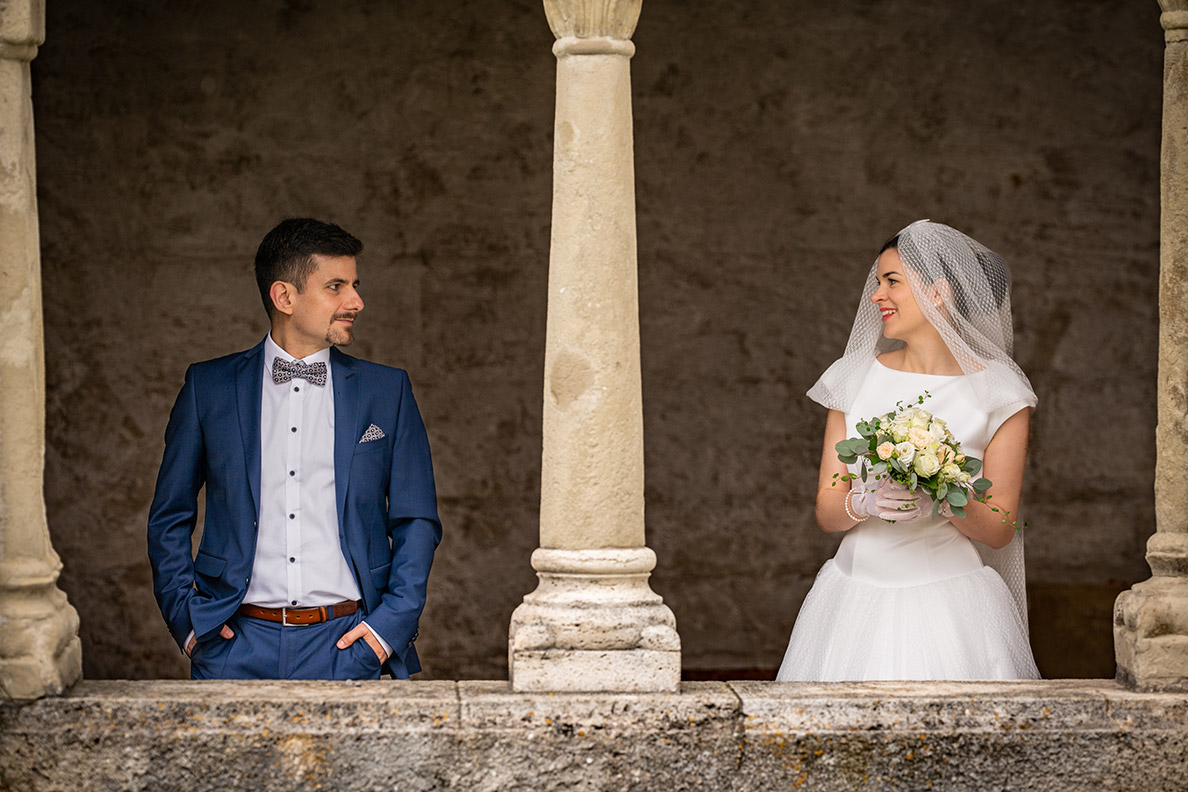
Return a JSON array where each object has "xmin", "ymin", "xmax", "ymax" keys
[{"xmin": 189, "ymin": 610, "xmax": 384, "ymax": 680}]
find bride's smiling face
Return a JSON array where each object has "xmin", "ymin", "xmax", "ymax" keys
[{"xmin": 870, "ymin": 247, "xmax": 928, "ymax": 342}]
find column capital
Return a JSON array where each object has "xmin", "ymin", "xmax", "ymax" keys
[
  {"xmin": 1161, "ymin": 0, "xmax": 1188, "ymax": 43},
  {"xmin": 543, "ymin": 0, "xmax": 641, "ymax": 42},
  {"xmin": 0, "ymin": 0, "xmax": 45, "ymax": 60}
]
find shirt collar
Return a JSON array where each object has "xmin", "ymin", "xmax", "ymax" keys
[{"xmin": 264, "ymin": 333, "xmax": 333, "ymax": 368}]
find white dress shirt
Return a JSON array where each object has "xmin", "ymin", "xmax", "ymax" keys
[
  {"xmin": 186, "ymin": 334, "xmax": 390, "ymax": 658},
  {"xmin": 247, "ymin": 334, "xmax": 361, "ymax": 606}
]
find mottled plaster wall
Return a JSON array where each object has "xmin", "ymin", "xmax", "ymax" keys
[{"xmin": 30, "ymin": 0, "xmax": 1161, "ymax": 680}]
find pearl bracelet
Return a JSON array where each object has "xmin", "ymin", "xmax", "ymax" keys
[{"xmin": 843, "ymin": 489, "xmax": 863, "ymax": 523}]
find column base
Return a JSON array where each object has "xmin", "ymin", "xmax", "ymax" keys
[
  {"xmin": 0, "ymin": 557, "xmax": 83, "ymax": 700},
  {"xmin": 509, "ymin": 547, "xmax": 680, "ymax": 692},
  {"xmin": 1114, "ymin": 575, "xmax": 1188, "ymax": 692}
]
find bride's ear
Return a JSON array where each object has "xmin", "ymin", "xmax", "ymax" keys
[{"xmin": 926, "ymin": 278, "xmax": 955, "ymax": 308}]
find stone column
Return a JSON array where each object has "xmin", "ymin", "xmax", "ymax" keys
[
  {"xmin": 0, "ymin": 0, "xmax": 82, "ymax": 700},
  {"xmin": 508, "ymin": 0, "xmax": 680, "ymax": 692},
  {"xmin": 1113, "ymin": 0, "xmax": 1188, "ymax": 693}
]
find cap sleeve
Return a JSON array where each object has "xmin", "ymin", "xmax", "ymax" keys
[{"xmin": 987, "ymin": 400, "xmax": 1031, "ymax": 440}]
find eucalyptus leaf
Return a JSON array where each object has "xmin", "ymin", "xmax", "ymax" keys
[
  {"xmin": 838, "ymin": 438, "xmax": 868, "ymax": 458},
  {"xmin": 951, "ymin": 505, "xmax": 966, "ymax": 518},
  {"xmin": 972, "ymin": 478, "xmax": 992, "ymax": 494},
  {"xmin": 947, "ymin": 489, "xmax": 969, "ymax": 507}
]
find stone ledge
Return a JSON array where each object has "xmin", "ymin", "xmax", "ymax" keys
[{"xmin": 1, "ymin": 680, "xmax": 1185, "ymax": 791}]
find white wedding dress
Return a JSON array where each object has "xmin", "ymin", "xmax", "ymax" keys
[{"xmin": 776, "ymin": 360, "xmax": 1040, "ymax": 681}]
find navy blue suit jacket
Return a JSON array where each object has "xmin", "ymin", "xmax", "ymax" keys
[{"xmin": 147, "ymin": 340, "xmax": 441, "ymax": 677}]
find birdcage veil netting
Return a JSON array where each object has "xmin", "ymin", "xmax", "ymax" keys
[{"xmin": 807, "ymin": 219, "xmax": 1037, "ymax": 630}]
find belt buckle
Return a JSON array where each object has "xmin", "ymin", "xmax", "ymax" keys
[{"xmin": 282, "ymin": 607, "xmax": 293, "ymax": 627}]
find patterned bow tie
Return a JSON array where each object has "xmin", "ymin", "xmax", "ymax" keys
[{"xmin": 271, "ymin": 357, "xmax": 328, "ymax": 387}]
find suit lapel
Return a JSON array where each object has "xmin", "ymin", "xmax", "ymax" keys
[
  {"xmin": 236, "ymin": 340, "xmax": 265, "ymax": 520},
  {"xmin": 331, "ymin": 347, "xmax": 359, "ymax": 533}
]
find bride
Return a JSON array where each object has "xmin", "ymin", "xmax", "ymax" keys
[{"xmin": 776, "ymin": 220, "xmax": 1040, "ymax": 681}]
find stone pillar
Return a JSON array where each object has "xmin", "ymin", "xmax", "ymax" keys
[
  {"xmin": 0, "ymin": 0, "xmax": 83, "ymax": 700},
  {"xmin": 1113, "ymin": 0, "xmax": 1188, "ymax": 693},
  {"xmin": 508, "ymin": 0, "xmax": 680, "ymax": 692}
]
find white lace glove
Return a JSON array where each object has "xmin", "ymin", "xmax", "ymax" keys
[
  {"xmin": 875, "ymin": 480, "xmax": 948, "ymax": 523},
  {"xmin": 848, "ymin": 477, "xmax": 897, "ymax": 521}
]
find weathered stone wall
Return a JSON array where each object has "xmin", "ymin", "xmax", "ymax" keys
[
  {"xmin": 29, "ymin": 0, "xmax": 1161, "ymax": 680},
  {"xmin": 3, "ymin": 680, "xmax": 1187, "ymax": 791}
]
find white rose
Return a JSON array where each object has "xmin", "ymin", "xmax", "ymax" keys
[
  {"xmin": 940, "ymin": 463, "xmax": 962, "ymax": 481},
  {"xmin": 877, "ymin": 441, "xmax": 895, "ymax": 461},
  {"xmin": 929, "ymin": 421, "xmax": 947, "ymax": 443},
  {"xmin": 908, "ymin": 426, "xmax": 932, "ymax": 450},
  {"xmin": 894, "ymin": 442, "xmax": 916, "ymax": 466},
  {"xmin": 913, "ymin": 451, "xmax": 941, "ymax": 478},
  {"xmin": 909, "ymin": 409, "xmax": 931, "ymax": 429}
]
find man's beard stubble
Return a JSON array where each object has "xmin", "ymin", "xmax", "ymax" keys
[{"xmin": 326, "ymin": 313, "xmax": 357, "ymax": 347}]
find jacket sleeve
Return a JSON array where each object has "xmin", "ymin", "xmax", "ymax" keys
[
  {"xmin": 364, "ymin": 371, "xmax": 442, "ymax": 658},
  {"xmin": 146, "ymin": 365, "xmax": 206, "ymax": 651}
]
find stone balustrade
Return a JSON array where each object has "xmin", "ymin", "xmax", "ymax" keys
[{"xmin": 2, "ymin": 679, "xmax": 1187, "ymax": 790}]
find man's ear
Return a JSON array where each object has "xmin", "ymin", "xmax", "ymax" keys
[{"xmin": 269, "ymin": 281, "xmax": 296, "ymax": 317}]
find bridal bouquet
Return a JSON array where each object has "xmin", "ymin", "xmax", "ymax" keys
[{"xmin": 833, "ymin": 393, "xmax": 991, "ymax": 520}]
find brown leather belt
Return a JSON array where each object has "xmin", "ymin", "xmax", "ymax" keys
[{"xmin": 239, "ymin": 600, "xmax": 361, "ymax": 626}]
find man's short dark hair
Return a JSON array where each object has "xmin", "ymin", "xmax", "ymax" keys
[{"xmin": 255, "ymin": 218, "xmax": 363, "ymax": 318}]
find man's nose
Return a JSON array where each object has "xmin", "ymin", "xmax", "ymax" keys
[{"xmin": 346, "ymin": 290, "xmax": 364, "ymax": 312}]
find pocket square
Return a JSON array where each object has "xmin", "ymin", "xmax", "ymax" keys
[{"xmin": 359, "ymin": 424, "xmax": 386, "ymax": 443}]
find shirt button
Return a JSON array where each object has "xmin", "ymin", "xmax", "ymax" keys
[
  {"xmin": 294, "ymin": 386, "xmax": 300, "ymax": 392},
  {"xmin": 289, "ymin": 470, "xmax": 295, "ymax": 477},
  {"xmin": 291, "ymin": 427, "xmax": 297, "ymax": 433},
  {"xmin": 289, "ymin": 513, "xmax": 295, "ymax": 520},
  {"xmin": 291, "ymin": 600, "xmax": 297, "ymax": 606},
  {"xmin": 289, "ymin": 557, "xmax": 295, "ymax": 563}
]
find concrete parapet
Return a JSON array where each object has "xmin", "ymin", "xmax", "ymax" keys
[{"xmin": 2, "ymin": 680, "xmax": 1185, "ymax": 790}]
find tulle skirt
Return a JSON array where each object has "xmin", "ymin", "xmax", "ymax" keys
[{"xmin": 775, "ymin": 559, "xmax": 1040, "ymax": 681}]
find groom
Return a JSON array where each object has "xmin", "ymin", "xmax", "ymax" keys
[{"xmin": 147, "ymin": 218, "xmax": 441, "ymax": 680}]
